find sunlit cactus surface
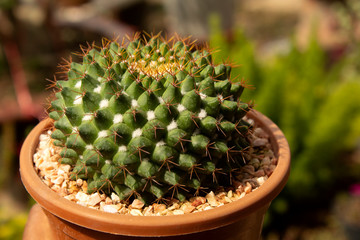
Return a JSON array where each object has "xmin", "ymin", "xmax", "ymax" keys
[{"xmin": 49, "ymin": 33, "xmax": 252, "ymax": 204}]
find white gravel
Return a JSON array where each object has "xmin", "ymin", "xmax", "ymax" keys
[{"xmin": 33, "ymin": 123, "xmax": 277, "ymax": 216}]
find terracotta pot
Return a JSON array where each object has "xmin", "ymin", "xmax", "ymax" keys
[{"xmin": 20, "ymin": 110, "xmax": 290, "ymax": 240}]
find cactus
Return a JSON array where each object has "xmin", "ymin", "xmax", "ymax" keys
[{"xmin": 48, "ymin": 33, "xmax": 252, "ymax": 204}]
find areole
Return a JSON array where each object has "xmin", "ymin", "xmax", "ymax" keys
[{"xmin": 20, "ymin": 110, "xmax": 290, "ymax": 239}]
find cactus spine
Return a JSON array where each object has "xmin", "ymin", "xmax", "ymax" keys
[{"xmin": 49, "ymin": 33, "xmax": 252, "ymax": 204}]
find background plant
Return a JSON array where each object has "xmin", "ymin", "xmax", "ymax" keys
[{"xmin": 210, "ymin": 18, "xmax": 360, "ymax": 232}]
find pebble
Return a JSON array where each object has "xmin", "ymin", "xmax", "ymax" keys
[
  {"xmin": 244, "ymin": 182, "xmax": 252, "ymax": 194},
  {"xmin": 153, "ymin": 204, "xmax": 166, "ymax": 213},
  {"xmin": 143, "ymin": 206, "xmax": 154, "ymax": 216},
  {"xmin": 254, "ymin": 128, "xmax": 269, "ymax": 138},
  {"xmin": 191, "ymin": 197, "xmax": 206, "ymax": 207},
  {"xmin": 88, "ymin": 193, "xmax": 102, "ymax": 206},
  {"xmin": 105, "ymin": 197, "xmax": 113, "ymax": 205},
  {"xmin": 76, "ymin": 179, "xmax": 83, "ymax": 187},
  {"xmin": 103, "ymin": 205, "xmax": 120, "ymax": 213},
  {"xmin": 261, "ymin": 156, "xmax": 271, "ymax": 166},
  {"xmin": 257, "ymin": 176, "xmax": 267, "ymax": 185},
  {"xmin": 130, "ymin": 209, "xmax": 143, "ymax": 216},
  {"xmin": 181, "ymin": 203, "xmax": 195, "ymax": 214},
  {"xmin": 252, "ymin": 138, "xmax": 268, "ymax": 147},
  {"xmin": 131, "ymin": 199, "xmax": 145, "ymax": 209},
  {"xmin": 173, "ymin": 210, "xmax": 184, "ymax": 215},
  {"xmin": 52, "ymin": 176, "xmax": 64, "ymax": 185},
  {"xmin": 203, "ymin": 206, "xmax": 214, "ymax": 211},
  {"xmin": 111, "ymin": 192, "xmax": 120, "ymax": 203},
  {"xmin": 206, "ymin": 191, "xmax": 218, "ymax": 207},
  {"xmin": 76, "ymin": 192, "xmax": 89, "ymax": 203}
]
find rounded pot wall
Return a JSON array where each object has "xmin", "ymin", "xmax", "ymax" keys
[{"xmin": 20, "ymin": 110, "xmax": 290, "ymax": 240}]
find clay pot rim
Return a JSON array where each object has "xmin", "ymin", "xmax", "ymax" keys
[{"xmin": 20, "ymin": 110, "xmax": 290, "ymax": 237}]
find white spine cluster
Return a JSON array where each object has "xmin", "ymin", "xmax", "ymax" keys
[
  {"xmin": 180, "ymin": 89, "xmax": 187, "ymax": 95},
  {"xmin": 99, "ymin": 99, "xmax": 109, "ymax": 109},
  {"xmin": 150, "ymin": 61, "xmax": 157, "ymax": 67},
  {"xmin": 118, "ymin": 145, "xmax": 127, "ymax": 152},
  {"xmin": 158, "ymin": 97, "xmax": 164, "ymax": 104},
  {"xmin": 94, "ymin": 85, "xmax": 102, "ymax": 93},
  {"xmin": 75, "ymin": 81, "xmax": 82, "ymax": 88},
  {"xmin": 72, "ymin": 127, "xmax": 78, "ymax": 133},
  {"xmin": 177, "ymin": 104, "xmax": 186, "ymax": 112},
  {"xmin": 82, "ymin": 114, "xmax": 93, "ymax": 121},
  {"xmin": 218, "ymin": 94, "xmax": 224, "ymax": 102},
  {"xmin": 198, "ymin": 109, "xmax": 207, "ymax": 119},
  {"xmin": 167, "ymin": 120, "xmax": 178, "ymax": 131},
  {"xmin": 73, "ymin": 95, "xmax": 83, "ymax": 105},
  {"xmin": 199, "ymin": 92, "xmax": 207, "ymax": 100},
  {"xmin": 131, "ymin": 99, "xmax": 138, "ymax": 108},
  {"xmin": 156, "ymin": 141, "xmax": 166, "ymax": 146},
  {"xmin": 86, "ymin": 145, "xmax": 94, "ymax": 150},
  {"xmin": 146, "ymin": 111, "xmax": 155, "ymax": 121},
  {"xmin": 132, "ymin": 128, "xmax": 142, "ymax": 138},
  {"xmin": 113, "ymin": 114, "xmax": 123, "ymax": 124},
  {"xmin": 98, "ymin": 130, "xmax": 108, "ymax": 138}
]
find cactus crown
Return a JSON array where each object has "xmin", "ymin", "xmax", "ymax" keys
[{"xmin": 49, "ymin": 33, "xmax": 252, "ymax": 204}]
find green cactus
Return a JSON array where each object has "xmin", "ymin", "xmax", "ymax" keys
[{"xmin": 49, "ymin": 33, "xmax": 252, "ymax": 204}]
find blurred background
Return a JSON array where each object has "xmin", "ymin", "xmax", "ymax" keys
[{"xmin": 1, "ymin": 0, "xmax": 360, "ymax": 239}]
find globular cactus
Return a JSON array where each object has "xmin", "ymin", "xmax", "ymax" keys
[{"xmin": 49, "ymin": 33, "xmax": 252, "ymax": 204}]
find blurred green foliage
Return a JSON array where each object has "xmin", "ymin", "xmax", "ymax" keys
[
  {"xmin": 0, "ymin": 207, "xmax": 26, "ymax": 240},
  {"xmin": 0, "ymin": 0, "xmax": 15, "ymax": 10},
  {"xmin": 210, "ymin": 17, "xmax": 360, "ymax": 223}
]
